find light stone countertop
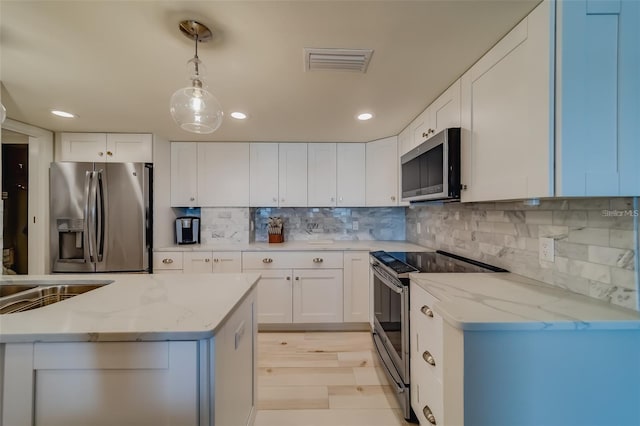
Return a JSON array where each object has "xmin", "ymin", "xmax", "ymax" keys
[
  {"xmin": 410, "ymin": 272, "xmax": 640, "ymax": 331},
  {"xmin": 154, "ymin": 240, "xmax": 429, "ymax": 252},
  {"xmin": 0, "ymin": 273, "xmax": 259, "ymax": 343}
]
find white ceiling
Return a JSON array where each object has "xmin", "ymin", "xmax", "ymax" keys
[{"xmin": 1, "ymin": 0, "xmax": 540, "ymax": 143}]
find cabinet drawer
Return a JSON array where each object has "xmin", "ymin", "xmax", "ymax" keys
[
  {"xmin": 413, "ymin": 359, "xmax": 444, "ymax": 426},
  {"xmin": 153, "ymin": 252, "xmax": 184, "ymax": 270},
  {"xmin": 184, "ymin": 252, "xmax": 213, "ymax": 273},
  {"xmin": 242, "ymin": 251, "xmax": 343, "ymax": 269},
  {"xmin": 411, "ymin": 282, "xmax": 443, "ymax": 382}
]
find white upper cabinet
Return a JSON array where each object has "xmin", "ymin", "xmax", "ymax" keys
[
  {"xmin": 250, "ymin": 143, "xmax": 279, "ymax": 207},
  {"xmin": 401, "ymin": 80, "xmax": 461, "ymax": 157},
  {"xmin": 366, "ymin": 136, "xmax": 398, "ymax": 206},
  {"xmin": 308, "ymin": 143, "xmax": 337, "ymax": 207},
  {"xmin": 278, "ymin": 143, "xmax": 308, "ymax": 207},
  {"xmin": 170, "ymin": 142, "xmax": 198, "ymax": 207},
  {"xmin": 336, "ymin": 143, "xmax": 366, "ymax": 207},
  {"xmin": 106, "ymin": 133, "xmax": 153, "ymax": 162},
  {"xmin": 460, "ymin": 1, "xmax": 551, "ymax": 202},
  {"xmin": 555, "ymin": 0, "xmax": 640, "ymax": 196},
  {"xmin": 59, "ymin": 133, "xmax": 152, "ymax": 163},
  {"xmin": 197, "ymin": 143, "xmax": 250, "ymax": 207}
]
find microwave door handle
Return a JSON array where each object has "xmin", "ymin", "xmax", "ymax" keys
[
  {"xmin": 372, "ymin": 266, "xmax": 403, "ymax": 294},
  {"xmin": 96, "ymin": 170, "xmax": 105, "ymax": 262}
]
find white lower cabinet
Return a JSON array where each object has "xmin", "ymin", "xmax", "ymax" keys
[
  {"xmin": 1, "ymin": 287, "xmax": 257, "ymax": 426},
  {"xmin": 410, "ymin": 282, "xmax": 463, "ymax": 426},
  {"xmin": 343, "ymin": 251, "xmax": 370, "ymax": 322},
  {"xmin": 255, "ymin": 269, "xmax": 293, "ymax": 323},
  {"xmin": 292, "ymin": 269, "xmax": 343, "ymax": 323},
  {"xmin": 243, "ymin": 251, "xmax": 352, "ymax": 325},
  {"xmin": 154, "ymin": 251, "xmax": 241, "ymax": 274},
  {"xmin": 183, "ymin": 251, "xmax": 242, "ymax": 273}
]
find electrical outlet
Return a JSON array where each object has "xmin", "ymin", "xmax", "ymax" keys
[
  {"xmin": 352, "ymin": 221, "xmax": 359, "ymax": 231},
  {"xmin": 539, "ymin": 237, "xmax": 555, "ymax": 262},
  {"xmin": 417, "ymin": 223, "xmax": 421, "ymax": 234}
]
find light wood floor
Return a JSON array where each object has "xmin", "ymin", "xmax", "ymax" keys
[{"xmin": 255, "ymin": 331, "xmax": 414, "ymax": 426}]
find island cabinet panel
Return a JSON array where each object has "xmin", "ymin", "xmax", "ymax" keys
[
  {"xmin": 212, "ymin": 288, "xmax": 257, "ymax": 426},
  {"xmin": 460, "ymin": 0, "xmax": 552, "ymax": 202},
  {"xmin": 556, "ymin": 0, "xmax": 640, "ymax": 196},
  {"xmin": 3, "ymin": 341, "xmax": 199, "ymax": 426}
]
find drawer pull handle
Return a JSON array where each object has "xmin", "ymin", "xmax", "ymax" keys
[
  {"xmin": 162, "ymin": 258, "xmax": 173, "ymax": 264},
  {"xmin": 420, "ymin": 305, "xmax": 434, "ymax": 318},
  {"xmin": 313, "ymin": 258, "xmax": 323, "ymax": 263},
  {"xmin": 422, "ymin": 350, "xmax": 436, "ymax": 366},
  {"xmin": 205, "ymin": 258, "xmax": 211, "ymax": 263},
  {"xmin": 262, "ymin": 258, "xmax": 273, "ymax": 264},
  {"xmin": 423, "ymin": 406, "xmax": 437, "ymax": 425}
]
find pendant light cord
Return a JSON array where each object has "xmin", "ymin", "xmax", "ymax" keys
[{"xmin": 193, "ymin": 33, "xmax": 200, "ymax": 77}]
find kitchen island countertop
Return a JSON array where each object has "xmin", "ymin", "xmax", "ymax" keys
[{"xmin": 0, "ymin": 273, "xmax": 260, "ymax": 343}]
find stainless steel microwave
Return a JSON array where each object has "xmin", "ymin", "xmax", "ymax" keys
[{"xmin": 400, "ymin": 127, "xmax": 461, "ymax": 202}]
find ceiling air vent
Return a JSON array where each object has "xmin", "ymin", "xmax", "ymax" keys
[{"xmin": 304, "ymin": 48, "xmax": 373, "ymax": 73}]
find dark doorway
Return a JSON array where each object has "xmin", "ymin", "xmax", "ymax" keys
[{"xmin": 2, "ymin": 143, "xmax": 29, "ymax": 274}]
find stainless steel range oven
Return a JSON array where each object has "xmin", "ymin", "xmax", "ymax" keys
[{"xmin": 370, "ymin": 250, "xmax": 507, "ymax": 422}]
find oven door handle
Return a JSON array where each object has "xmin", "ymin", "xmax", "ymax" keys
[
  {"xmin": 372, "ymin": 331, "xmax": 406, "ymax": 393},
  {"xmin": 371, "ymin": 265, "xmax": 404, "ymax": 294}
]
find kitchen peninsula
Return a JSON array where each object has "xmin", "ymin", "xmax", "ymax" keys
[{"xmin": 0, "ymin": 273, "xmax": 259, "ymax": 426}]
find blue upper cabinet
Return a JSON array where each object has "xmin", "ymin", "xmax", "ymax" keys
[{"xmin": 556, "ymin": 0, "xmax": 640, "ymax": 196}]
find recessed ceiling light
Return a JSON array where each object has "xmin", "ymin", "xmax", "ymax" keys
[
  {"xmin": 357, "ymin": 112, "xmax": 373, "ymax": 121},
  {"xmin": 51, "ymin": 110, "xmax": 76, "ymax": 118},
  {"xmin": 230, "ymin": 112, "xmax": 247, "ymax": 120}
]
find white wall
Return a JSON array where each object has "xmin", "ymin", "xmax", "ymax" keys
[{"xmin": 152, "ymin": 135, "xmax": 177, "ymax": 248}]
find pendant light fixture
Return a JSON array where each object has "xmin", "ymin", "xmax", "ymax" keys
[{"xmin": 170, "ymin": 20, "xmax": 223, "ymax": 134}]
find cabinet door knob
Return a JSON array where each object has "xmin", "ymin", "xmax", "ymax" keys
[
  {"xmin": 281, "ymin": 198, "xmax": 285, "ymax": 202},
  {"xmin": 107, "ymin": 151, "xmax": 113, "ymax": 156},
  {"xmin": 422, "ymin": 132, "xmax": 428, "ymax": 138},
  {"xmin": 313, "ymin": 258, "xmax": 323, "ymax": 263},
  {"xmin": 423, "ymin": 406, "xmax": 437, "ymax": 425},
  {"xmin": 98, "ymin": 152, "xmax": 104, "ymax": 157},
  {"xmin": 215, "ymin": 258, "xmax": 220, "ymax": 263},
  {"xmin": 262, "ymin": 258, "xmax": 273, "ymax": 264},
  {"xmin": 420, "ymin": 305, "xmax": 434, "ymax": 318},
  {"xmin": 423, "ymin": 350, "xmax": 436, "ymax": 366},
  {"xmin": 391, "ymin": 196, "xmax": 396, "ymax": 201},
  {"xmin": 205, "ymin": 258, "xmax": 211, "ymax": 263},
  {"xmin": 190, "ymin": 197, "xmax": 195, "ymax": 201},
  {"xmin": 286, "ymin": 276, "xmax": 291, "ymax": 281},
  {"xmin": 295, "ymin": 276, "xmax": 299, "ymax": 281},
  {"xmin": 330, "ymin": 197, "xmax": 335, "ymax": 202},
  {"xmin": 272, "ymin": 197, "xmax": 277, "ymax": 202},
  {"xmin": 162, "ymin": 258, "xmax": 173, "ymax": 264}
]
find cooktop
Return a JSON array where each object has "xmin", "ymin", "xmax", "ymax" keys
[{"xmin": 370, "ymin": 250, "xmax": 508, "ymax": 275}]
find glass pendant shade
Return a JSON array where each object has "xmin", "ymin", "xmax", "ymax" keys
[{"xmin": 170, "ymin": 83, "xmax": 223, "ymax": 134}]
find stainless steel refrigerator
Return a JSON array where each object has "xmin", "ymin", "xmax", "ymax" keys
[{"xmin": 50, "ymin": 162, "xmax": 152, "ymax": 273}]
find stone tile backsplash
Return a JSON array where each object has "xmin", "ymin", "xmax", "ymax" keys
[
  {"xmin": 200, "ymin": 208, "xmax": 251, "ymax": 244},
  {"xmin": 253, "ymin": 207, "xmax": 406, "ymax": 242},
  {"xmin": 406, "ymin": 198, "xmax": 639, "ymax": 310}
]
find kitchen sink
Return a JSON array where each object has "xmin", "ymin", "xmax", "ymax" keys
[
  {"xmin": 0, "ymin": 284, "xmax": 38, "ymax": 297},
  {"xmin": 0, "ymin": 282, "xmax": 111, "ymax": 314}
]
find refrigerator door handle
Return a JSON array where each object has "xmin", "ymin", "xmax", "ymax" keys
[
  {"xmin": 83, "ymin": 171, "xmax": 94, "ymax": 264},
  {"xmin": 96, "ymin": 170, "xmax": 105, "ymax": 262},
  {"xmin": 86, "ymin": 171, "xmax": 98, "ymax": 263}
]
